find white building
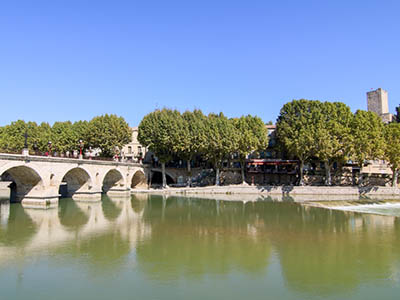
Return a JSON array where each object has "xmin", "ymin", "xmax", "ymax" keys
[{"xmin": 121, "ymin": 127, "xmax": 147, "ymax": 162}]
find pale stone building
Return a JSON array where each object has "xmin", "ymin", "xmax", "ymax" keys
[
  {"xmin": 365, "ymin": 88, "xmax": 393, "ymax": 182},
  {"xmin": 367, "ymin": 88, "xmax": 393, "ymax": 123},
  {"xmin": 122, "ymin": 127, "xmax": 147, "ymax": 162}
]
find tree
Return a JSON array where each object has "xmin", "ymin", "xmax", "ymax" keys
[
  {"xmin": 73, "ymin": 120, "xmax": 90, "ymax": 150},
  {"xmin": 350, "ymin": 110, "xmax": 385, "ymax": 186},
  {"xmin": 234, "ymin": 115, "xmax": 268, "ymax": 184},
  {"xmin": 384, "ymin": 123, "xmax": 400, "ymax": 187},
  {"xmin": 204, "ymin": 113, "xmax": 238, "ymax": 186},
  {"xmin": 313, "ymin": 102, "xmax": 353, "ymax": 185},
  {"xmin": 51, "ymin": 121, "xmax": 76, "ymax": 155},
  {"xmin": 276, "ymin": 100, "xmax": 319, "ymax": 185},
  {"xmin": 138, "ymin": 109, "xmax": 181, "ymax": 188},
  {"xmin": 36, "ymin": 122, "xmax": 52, "ymax": 153},
  {"xmin": 0, "ymin": 120, "xmax": 39, "ymax": 153},
  {"xmin": 394, "ymin": 105, "xmax": 400, "ymax": 123},
  {"xmin": 178, "ymin": 110, "xmax": 207, "ymax": 186},
  {"xmin": 87, "ymin": 114, "xmax": 132, "ymax": 157}
]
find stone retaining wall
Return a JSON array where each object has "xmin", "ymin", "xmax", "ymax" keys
[{"xmin": 133, "ymin": 185, "xmax": 400, "ymax": 201}]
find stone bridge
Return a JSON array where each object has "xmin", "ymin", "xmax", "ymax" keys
[{"xmin": 0, "ymin": 153, "xmax": 149, "ymax": 208}]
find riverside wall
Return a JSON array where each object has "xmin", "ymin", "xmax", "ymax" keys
[{"xmin": 132, "ymin": 185, "xmax": 400, "ymax": 202}]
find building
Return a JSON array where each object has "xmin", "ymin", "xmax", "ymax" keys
[
  {"xmin": 367, "ymin": 88, "xmax": 393, "ymax": 123},
  {"xmin": 121, "ymin": 127, "xmax": 146, "ymax": 162}
]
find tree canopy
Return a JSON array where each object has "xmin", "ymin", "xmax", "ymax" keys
[
  {"xmin": 87, "ymin": 114, "xmax": 132, "ymax": 157},
  {"xmin": 0, "ymin": 115, "xmax": 130, "ymax": 157},
  {"xmin": 384, "ymin": 122, "xmax": 400, "ymax": 186}
]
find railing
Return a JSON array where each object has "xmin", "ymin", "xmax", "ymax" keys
[{"xmin": 0, "ymin": 151, "xmax": 145, "ymax": 164}]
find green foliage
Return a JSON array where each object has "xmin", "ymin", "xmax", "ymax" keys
[
  {"xmin": 138, "ymin": 109, "xmax": 181, "ymax": 163},
  {"xmin": 276, "ymin": 100, "xmax": 319, "ymax": 184},
  {"xmin": 204, "ymin": 113, "xmax": 238, "ymax": 167},
  {"xmin": 72, "ymin": 120, "xmax": 90, "ymax": 149},
  {"xmin": 312, "ymin": 102, "xmax": 353, "ymax": 184},
  {"xmin": 313, "ymin": 102, "xmax": 353, "ymax": 163},
  {"xmin": 277, "ymin": 100, "xmax": 357, "ymax": 185},
  {"xmin": 0, "ymin": 120, "xmax": 40, "ymax": 153},
  {"xmin": 394, "ymin": 105, "xmax": 400, "ymax": 123},
  {"xmin": 234, "ymin": 115, "xmax": 268, "ymax": 183},
  {"xmin": 0, "ymin": 115, "xmax": 129, "ymax": 157},
  {"xmin": 384, "ymin": 123, "xmax": 400, "ymax": 170},
  {"xmin": 36, "ymin": 122, "xmax": 51, "ymax": 152},
  {"xmin": 234, "ymin": 115, "xmax": 268, "ymax": 160},
  {"xmin": 384, "ymin": 123, "xmax": 400, "ymax": 186},
  {"xmin": 350, "ymin": 110, "xmax": 385, "ymax": 166},
  {"xmin": 179, "ymin": 110, "xmax": 207, "ymax": 161},
  {"xmin": 50, "ymin": 121, "xmax": 76, "ymax": 154},
  {"xmin": 87, "ymin": 114, "xmax": 132, "ymax": 157},
  {"xmin": 276, "ymin": 100, "xmax": 317, "ymax": 162}
]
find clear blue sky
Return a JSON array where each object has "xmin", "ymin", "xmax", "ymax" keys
[{"xmin": 1, "ymin": 0, "xmax": 399, "ymax": 126}]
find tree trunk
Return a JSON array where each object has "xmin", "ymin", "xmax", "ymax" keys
[
  {"xmin": 241, "ymin": 160, "xmax": 246, "ymax": 184},
  {"xmin": 392, "ymin": 169, "xmax": 398, "ymax": 187},
  {"xmin": 215, "ymin": 167, "xmax": 220, "ymax": 186},
  {"xmin": 161, "ymin": 162, "xmax": 167, "ymax": 188},
  {"xmin": 187, "ymin": 160, "xmax": 192, "ymax": 187},
  {"xmin": 358, "ymin": 168, "xmax": 363, "ymax": 187},
  {"xmin": 299, "ymin": 160, "xmax": 304, "ymax": 186},
  {"xmin": 324, "ymin": 161, "xmax": 331, "ymax": 186}
]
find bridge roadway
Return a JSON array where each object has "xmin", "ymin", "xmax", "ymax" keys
[{"xmin": 0, "ymin": 153, "xmax": 149, "ymax": 208}]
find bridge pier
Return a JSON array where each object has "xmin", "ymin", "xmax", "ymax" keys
[
  {"xmin": 21, "ymin": 196, "xmax": 59, "ymax": 209},
  {"xmin": 72, "ymin": 191, "xmax": 102, "ymax": 202},
  {"xmin": 106, "ymin": 187, "xmax": 131, "ymax": 198}
]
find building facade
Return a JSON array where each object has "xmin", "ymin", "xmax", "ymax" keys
[
  {"xmin": 367, "ymin": 88, "xmax": 393, "ymax": 123},
  {"xmin": 121, "ymin": 127, "xmax": 146, "ymax": 162}
]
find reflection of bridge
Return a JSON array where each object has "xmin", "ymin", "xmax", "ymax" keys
[
  {"xmin": 0, "ymin": 154, "xmax": 149, "ymax": 208},
  {"xmin": 0, "ymin": 195, "xmax": 151, "ymax": 266}
]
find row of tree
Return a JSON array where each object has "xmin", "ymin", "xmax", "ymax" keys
[
  {"xmin": 138, "ymin": 109, "xmax": 268, "ymax": 187},
  {"xmin": 0, "ymin": 114, "xmax": 132, "ymax": 157},
  {"xmin": 276, "ymin": 99, "xmax": 400, "ymax": 186}
]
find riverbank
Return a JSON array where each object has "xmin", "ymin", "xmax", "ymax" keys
[{"xmin": 131, "ymin": 185, "xmax": 400, "ymax": 202}]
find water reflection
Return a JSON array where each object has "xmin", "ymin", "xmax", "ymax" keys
[{"xmin": 0, "ymin": 195, "xmax": 400, "ymax": 298}]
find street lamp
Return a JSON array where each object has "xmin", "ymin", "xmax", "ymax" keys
[
  {"xmin": 33, "ymin": 141, "xmax": 38, "ymax": 155},
  {"xmin": 47, "ymin": 141, "xmax": 52, "ymax": 157},
  {"xmin": 79, "ymin": 139, "xmax": 84, "ymax": 159},
  {"xmin": 22, "ymin": 131, "xmax": 29, "ymax": 156}
]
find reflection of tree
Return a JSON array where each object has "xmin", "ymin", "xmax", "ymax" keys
[
  {"xmin": 0, "ymin": 204, "xmax": 35, "ymax": 246},
  {"xmin": 136, "ymin": 196, "xmax": 271, "ymax": 280},
  {"xmin": 258, "ymin": 203, "xmax": 400, "ymax": 295},
  {"xmin": 58, "ymin": 198, "xmax": 89, "ymax": 229},
  {"xmin": 57, "ymin": 231, "xmax": 131, "ymax": 275},
  {"xmin": 101, "ymin": 195, "xmax": 122, "ymax": 221}
]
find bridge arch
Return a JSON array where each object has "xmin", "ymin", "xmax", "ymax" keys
[
  {"xmin": 131, "ymin": 170, "xmax": 147, "ymax": 189},
  {"xmin": 150, "ymin": 170, "xmax": 175, "ymax": 186},
  {"xmin": 102, "ymin": 169, "xmax": 126, "ymax": 194},
  {"xmin": 58, "ymin": 167, "xmax": 94, "ymax": 198},
  {"xmin": 0, "ymin": 165, "xmax": 45, "ymax": 202}
]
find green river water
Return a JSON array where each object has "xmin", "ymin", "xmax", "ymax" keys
[{"xmin": 0, "ymin": 194, "xmax": 400, "ymax": 300}]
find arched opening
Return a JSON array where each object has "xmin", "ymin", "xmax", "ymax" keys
[
  {"xmin": 59, "ymin": 168, "xmax": 91, "ymax": 198},
  {"xmin": 102, "ymin": 169, "xmax": 124, "ymax": 194},
  {"xmin": 131, "ymin": 170, "xmax": 147, "ymax": 189},
  {"xmin": 0, "ymin": 166, "xmax": 43, "ymax": 203},
  {"xmin": 150, "ymin": 171, "xmax": 174, "ymax": 187}
]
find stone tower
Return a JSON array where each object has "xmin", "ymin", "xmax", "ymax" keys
[{"xmin": 367, "ymin": 88, "xmax": 392, "ymax": 123}]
